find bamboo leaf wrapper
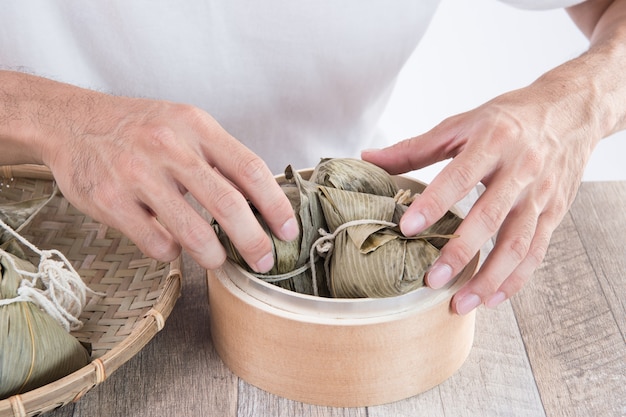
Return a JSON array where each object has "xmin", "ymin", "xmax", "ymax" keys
[
  {"xmin": 213, "ymin": 158, "xmax": 462, "ymax": 299},
  {"xmin": 0, "ymin": 253, "xmax": 90, "ymax": 399},
  {"xmin": 0, "ymin": 195, "xmax": 91, "ymax": 399}
]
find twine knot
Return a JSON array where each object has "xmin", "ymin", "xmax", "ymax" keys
[
  {"xmin": 308, "ymin": 219, "xmax": 396, "ymax": 296},
  {"xmin": 252, "ymin": 219, "xmax": 397, "ymax": 297},
  {"xmin": 0, "ymin": 216, "xmax": 102, "ymax": 332}
]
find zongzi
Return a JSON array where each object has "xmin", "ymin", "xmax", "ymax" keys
[
  {"xmin": 216, "ymin": 166, "xmax": 329, "ymax": 295},
  {"xmin": 310, "ymin": 158, "xmax": 399, "ymax": 197},
  {"xmin": 0, "ymin": 192, "xmax": 92, "ymax": 399},
  {"xmin": 316, "ymin": 185, "xmax": 443, "ymax": 298},
  {"xmin": 213, "ymin": 157, "xmax": 462, "ymax": 299},
  {"xmin": 0, "ymin": 253, "xmax": 91, "ymax": 399}
]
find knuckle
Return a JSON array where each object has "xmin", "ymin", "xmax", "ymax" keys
[
  {"xmin": 91, "ymin": 187, "xmax": 143, "ymax": 224},
  {"xmin": 179, "ymin": 224, "xmax": 212, "ymax": 252},
  {"xmin": 423, "ymin": 191, "xmax": 450, "ymax": 221},
  {"xmin": 539, "ymin": 175, "xmax": 556, "ymax": 194},
  {"xmin": 521, "ymin": 146, "xmax": 544, "ymax": 174},
  {"xmin": 210, "ymin": 187, "xmax": 247, "ymax": 219},
  {"xmin": 237, "ymin": 154, "xmax": 269, "ymax": 185},
  {"xmin": 126, "ymin": 159, "xmax": 153, "ymax": 184},
  {"xmin": 147, "ymin": 241, "xmax": 182, "ymax": 263},
  {"xmin": 540, "ymin": 199, "xmax": 568, "ymax": 226},
  {"xmin": 145, "ymin": 125, "xmax": 179, "ymax": 152},
  {"xmin": 447, "ymin": 163, "xmax": 476, "ymax": 194},
  {"xmin": 489, "ymin": 113, "xmax": 522, "ymax": 145},
  {"xmin": 135, "ymin": 228, "xmax": 181, "ymax": 262},
  {"xmin": 241, "ymin": 232, "xmax": 272, "ymax": 258},
  {"xmin": 394, "ymin": 137, "xmax": 418, "ymax": 157},
  {"xmin": 176, "ymin": 103, "xmax": 213, "ymax": 125},
  {"xmin": 506, "ymin": 235, "xmax": 531, "ymax": 264},
  {"xmin": 526, "ymin": 238, "xmax": 549, "ymax": 268},
  {"xmin": 114, "ymin": 148, "xmax": 154, "ymax": 185},
  {"xmin": 549, "ymin": 197, "xmax": 568, "ymax": 218},
  {"xmin": 477, "ymin": 204, "xmax": 505, "ymax": 235},
  {"xmin": 442, "ymin": 239, "xmax": 477, "ymax": 271}
]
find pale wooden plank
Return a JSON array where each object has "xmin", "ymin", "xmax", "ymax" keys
[
  {"xmin": 230, "ymin": 187, "xmax": 491, "ymax": 416},
  {"xmin": 237, "ymin": 383, "xmax": 367, "ymax": 417},
  {"xmin": 42, "ymin": 195, "xmax": 239, "ymax": 416},
  {"xmin": 44, "ymin": 403, "xmax": 75, "ymax": 417},
  {"xmin": 569, "ymin": 182, "xmax": 626, "ymax": 337},
  {"xmin": 367, "ymin": 387, "xmax": 445, "ymax": 417},
  {"xmin": 47, "ymin": 252, "xmax": 239, "ymax": 417},
  {"xmin": 37, "ymin": 183, "xmax": 624, "ymax": 417},
  {"xmin": 370, "ymin": 185, "xmax": 543, "ymax": 417},
  {"xmin": 436, "ymin": 303, "xmax": 545, "ymax": 417},
  {"xmin": 369, "ymin": 304, "xmax": 545, "ymax": 417},
  {"xmin": 510, "ymin": 205, "xmax": 626, "ymax": 417}
]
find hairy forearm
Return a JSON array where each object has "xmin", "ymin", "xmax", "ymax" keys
[
  {"xmin": 0, "ymin": 71, "xmax": 43, "ymax": 164},
  {"xmin": 560, "ymin": 0, "xmax": 626, "ymax": 137},
  {"xmin": 0, "ymin": 70, "xmax": 108, "ymax": 166}
]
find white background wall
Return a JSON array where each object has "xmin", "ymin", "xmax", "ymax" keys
[{"xmin": 378, "ymin": 0, "xmax": 626, "ymax": 182}]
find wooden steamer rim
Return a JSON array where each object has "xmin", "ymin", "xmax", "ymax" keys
[{"xmin": 208, "ymin": 172, "xmax": 479, "ymax": 407}]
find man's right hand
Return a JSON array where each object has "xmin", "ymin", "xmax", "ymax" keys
[{"xmin": 0, "ymin": 70, "xmax": 299, "ymax": 272}]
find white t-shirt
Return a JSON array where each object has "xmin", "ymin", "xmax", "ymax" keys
[{"xmin": 1, "ymin": 0, "xmax": 584, "ymax": 173}]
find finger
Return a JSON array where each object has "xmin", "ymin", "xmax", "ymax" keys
[
  {"xmin": 425, "ymin": 174, "xmax": 521, "ymax": 292},
  {"xmin": 102, "ymin": 158, "xmax": 230, "ymax": 269},
  {"xmin": 361, "ymin": 123, "xmax": 457, "ymax": 175},
  {"xmin": 60, "ymin": 165, "xmax": 184, "ymax": 263},
  {"xmin": 94, "ymin": 195, "xmax": 182, "ymax": 263},
  {"xmin": 451, "ymin": 197, "xmax": 540, "ymax": 313},
  {"xmin": 88, "ymin": 121, "xmax": 272, "ymax": 272},
  {"xmin": 400, "ymin": 145, "xmax": 495, "ymax": 237},
  {"xmin": 226, "ymin": 153, "xmax": 299, "ymax": 241},
  {"xmin": 171, "ymin": 163, "xmax": 276, "ymax": 272},
  {"xmin": 140, "ymin": 118, "xmax": 294, "ymax": 273},
  {"xmin": 196, "ymin": 121, "xmax": 299, "ymax": 242},
  {"xmin": 483, "ymin": 212, "xmax": 553, "ymax": 309}
]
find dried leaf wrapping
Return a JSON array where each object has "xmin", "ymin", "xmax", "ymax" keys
[
  {"xmin": 214, "ymin": 157, "xmax": 462, "ymax": 299},
  {"xmin": 0, "ymin": 253, "xmax": 91, "ymax": 399},
  {"xmin": 215, "ymin": 166, "xmax": 328, "ymax": 295},
  {"xmin": 393, "ymin": 204, "xmax": 463, "ymax": 250},
  {"xmin": 310, "ymin": 158, "xmax": 399, "ymax": 197},
  {"xmin": 318, "ymin": 186, "xmax": 441, "ymax": 297},
  {"xmin": 0, "ymin": 197, "xmax": 51, "ymax": 259}
]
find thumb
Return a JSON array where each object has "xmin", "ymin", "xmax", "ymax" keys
[{"xmin": 361, "ymin": 130, "xmax": 449, "ymax": 175}]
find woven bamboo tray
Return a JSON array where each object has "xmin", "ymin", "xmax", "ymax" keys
[
  {"xmin": 0, "ymin": 165, "xmax": 182, "ymax": 417},
  {"xmin": 208, "ymin": 170, "xmax": 479, "ymax": 407}
]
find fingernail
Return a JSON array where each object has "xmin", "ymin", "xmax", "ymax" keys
[
  {"xmin": 485, "ymin": 291, "xmax": 507, "ymax": 308},
  {"xmin": 456, "ymin": 293, "xmax": 482, "ymax": 315},
  {"xmin": 254, "ymin": 252, "xmax": 274, "ymax": 273},
  {"xmin": 427, "ymin": 263, "xmax": 453, "ymax": 289},
  {"xmin": 400, "ymin": 212, "xmax": 426, "ymax": 236},
  {"xmin": 280, "ymin": 217, "xmax": 299, "ymax": 241}
]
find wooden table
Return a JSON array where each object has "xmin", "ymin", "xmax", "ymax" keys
[{"xmin": 47, "ymin": 182, "xmax": 626, "ymax": 417}]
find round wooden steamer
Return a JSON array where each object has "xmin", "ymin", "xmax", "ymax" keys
[{"xmin": 207, "ymin": 172, "xmax": 479, "ymax": 407}]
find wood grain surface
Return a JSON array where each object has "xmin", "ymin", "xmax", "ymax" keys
[{"xmin": 43, "ymin": 182, "xmax": 626, "ymax": 417}]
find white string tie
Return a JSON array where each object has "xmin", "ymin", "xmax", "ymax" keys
[
  {"xmin": 0, "ymin": 216, "xmax": 103, "ymax": 332},
  {"xmin": 308, "ymin": 219, "xmax": 396, "ymax": 296},
  {"xmin": 252, "ymin": 219, "xmax": 396, "ymax": 297}
]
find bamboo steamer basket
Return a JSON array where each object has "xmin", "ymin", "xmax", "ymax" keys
[
  {"xmin": 207, "ymin": 170, "xmax": 479, "ymax": 407},
  {"xmin": 0, "ymin": 165, "xmax": 182, "ymax": 417}
]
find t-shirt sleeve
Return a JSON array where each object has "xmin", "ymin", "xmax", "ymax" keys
[{"xmin": 497, "ymin": 0, "xmax": 585, "ymax": 9}]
